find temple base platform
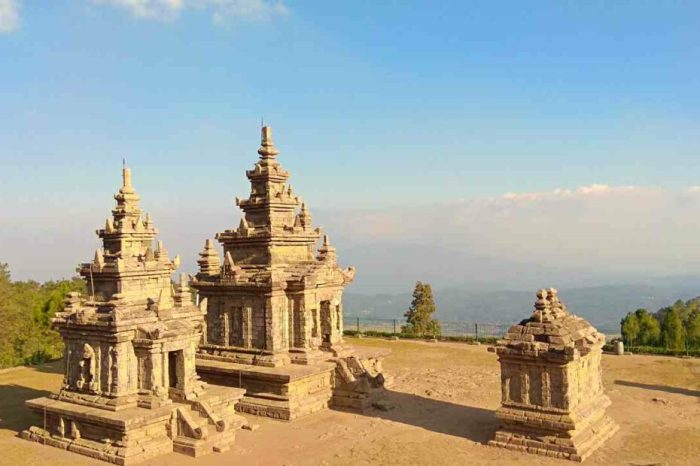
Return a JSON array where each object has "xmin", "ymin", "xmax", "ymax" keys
[
  {"xmin": 196, "ymin": 345, "xmax": 389, "ymax": 421},
  {"xmin": 21, "ymin": 385, "xmax": 247, "ymax": 465},
  {"xmin": 488, "ymin": 400, "xmax": 619, "ymax": 462}
]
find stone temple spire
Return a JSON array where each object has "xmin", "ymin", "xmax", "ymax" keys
[
  {"xmin": 257, "ymin": 126, "xmax": 280, "ymax": 159},
  {"xmin": 197, "ymin": 239, "xmax": 221, "ymax": 277},
  {"xmin": 217, "ymin": 125, "xmax": 320, "ymax": 266},
  {"xmin": 82, "ymin": 165, "xmax": 177, "ymax": 303},
  {"xmin": 112, "ymin": 163, "xmax": 141, "ymax": 225},
  {"xmin": 317, "ymin": 234, "xmax": 337, "ymax": 265}
]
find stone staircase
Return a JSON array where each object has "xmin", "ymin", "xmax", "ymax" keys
[{"xmin": 171, "ymin": 386, "xmax": 246, "ymax": 457}]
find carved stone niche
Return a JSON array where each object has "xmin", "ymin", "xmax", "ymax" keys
[{"xmin": 76, "ymin": 343, "xmax": 98, "ymax": 393}]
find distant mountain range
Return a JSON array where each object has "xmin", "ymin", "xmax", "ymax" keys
[{"xmin": 344, "ymin": 278, "xmax": 700, "ymax": 335}]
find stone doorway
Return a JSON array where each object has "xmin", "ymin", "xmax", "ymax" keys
[
  {"xmin": 320, "ymin": 301, "xmax": 332, "ymax": 344},
  {"xmin": 168, "ymin": 350, "xmax": 183, "ymax": 389}
]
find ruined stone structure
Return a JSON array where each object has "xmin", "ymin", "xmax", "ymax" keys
[
  {"xmin": 192, "ymin": 126, "xmax": 386, "ymax": 420},
  {"xmin": 488, "ymin": 288, "xmax": 618, "ymax": 462},
  {"xmin": 22, "ymin": 166, "xmax": 246, "ymax": 465}
]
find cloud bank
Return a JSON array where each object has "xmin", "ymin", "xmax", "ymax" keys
[
  {"xmin": 314, "ymin": 184, "xmax": 700, "ymax": 292},
  {"xmin": 0, "ymin": 0, "xmax": 19, "ymax": 33}
]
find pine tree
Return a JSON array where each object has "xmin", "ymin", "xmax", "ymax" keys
[{"xmin": 402, "ymin": 281, "xmax": 441, "ymax": 336}]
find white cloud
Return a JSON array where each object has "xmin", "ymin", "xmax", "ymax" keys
[
  {"xmin": 500, "ymin": 184, "xmax": 641, "ymax": 202},
  {"xmin": 0, "ymin": 0, "xmax": 19, "ymax": 33},
  {"xmin": 92, "ymin": 0, "xmax": 185, "ymax": 20},
  {"xmin": 92, "ymin": 0, "xmax": 289, "ymax": 22}
]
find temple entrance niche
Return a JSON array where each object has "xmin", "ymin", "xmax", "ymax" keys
[
  {"xmin": 320, "ymin": 301, "xmax": 332, "ymax": 344},
  {"xmin": 288, "ymin": 298, "xmax": 304, "ymax": 348},
  {"xmin": 168, "ymin": 350, "xmax": 183, "ymax": 390},
  {"xmin": 77, "ymin": 343, "xmax": 96, "ymax": 392}
]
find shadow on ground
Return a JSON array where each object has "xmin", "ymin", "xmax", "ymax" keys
[
  {"xmin": 614, "ymin": 380, "xmax": 700, "ymax": 398},
  {"xmin": 32, "ymin": 360, "xmax": 64, "ymax": 375},
  {"xmin": 0, "ymin": 384, "xmax": 51, "ymax": 433},
  {"xmin": 357, "ymin": 389, "xmax": 498, "ymax": 443}
]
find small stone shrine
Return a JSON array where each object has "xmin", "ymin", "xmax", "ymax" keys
[
  {"xmin": 488, "ymin": 288, "xmax": 618, "ymax": 462},
  {"xmin": 192, "ymin": 126, "xmax": 386, "ymax": 420},
  {"xmin": 22, "ymin": 165, "xmax": 247, "ymax": 465}
]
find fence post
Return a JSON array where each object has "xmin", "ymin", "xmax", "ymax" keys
[
  {"xmin": 356, "ymin": 317, "xmax": 360, "ymax": 334},
  {"xmin": 393, "ymin": 319, "xmax": 397, "ymax": 335},
  {"xmin": 475, "ymin": 323, "xmax": 478, "ymax": 341}
]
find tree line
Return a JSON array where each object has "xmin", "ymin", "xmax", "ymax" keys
[
  {"xmin": 620, "ymin": 298, "xmax": 700, "ymax": 351},
  {"xmin": 0, "ymin": 263, "xmax": 85, "ymax": 368}
]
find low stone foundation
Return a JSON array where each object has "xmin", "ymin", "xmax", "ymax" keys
[
  {"xmin": 196, "ymin": 347, "xmax": 388, "ymax": 421},
  {"xmin": 489, "ymin": 400, "xmax": 619, "ymax": 462},
  {"xmin": 196, "ymin": 356, "xmax": 335, "ymax": 421},
  {"xmin": 22, "ymin": 385, "xmax": 247, "ymax": 465}
]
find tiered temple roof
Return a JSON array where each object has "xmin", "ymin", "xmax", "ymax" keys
[
  {"xmin": 74, "ymin": 164, "xmax": 183, "ymax": 312},
  {"xmin": 496, "ymin": 288, "xmax": 605, "ymax": 361},
  {"xmin": 195, "ymin": 126, "xmax": 355, "ymax": 289}
]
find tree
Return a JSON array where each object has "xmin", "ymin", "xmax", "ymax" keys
[
  {"xmin": 662, "ymin": 308, "xmax": 685, "ymax": 351},
  {"xmin": 686, "ymin": 309, "xmax": 700, "ymax": 349},
  {"xmin": 620, "ymin": 312, "xmax": 640, "ymax": 346},
  {"xmin": 635, "ymin": 309, "xmax": 661, "ymax": 346},
  {"xmin": 0, "ymin": 263, "xmax": 20, "ymax": 367},
  {"xmin": 402, "ymin": 281, "xmax": 441, "ymax": 336},
  {"xmin": 0, "ymin": 263, "xmax": 85, "ymax": 368}
]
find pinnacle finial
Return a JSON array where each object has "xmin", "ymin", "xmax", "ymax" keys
[
  {"xmin": 258, "ymin": 126, "xmax": 280, "ymax": 158},
  {"xmin": 120, "ymin": 161, "xmax": 137, "ymax": 197}
]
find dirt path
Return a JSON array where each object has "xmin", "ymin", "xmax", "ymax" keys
[{"xmin": 1, "ymin": 338, "xmax": 698, "ymax": 465}]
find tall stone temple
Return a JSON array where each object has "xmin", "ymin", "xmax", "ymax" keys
[
  {"xmin": 488, "ymin": 288, "xmax": 618, "ymax": 462},
  {"xmin": 22, "ymin": 166, "xmax": 247, "ymax": 465},
  {"xmin": 192, "ymin": 126, "xmax": 386, "ymax": 420}
]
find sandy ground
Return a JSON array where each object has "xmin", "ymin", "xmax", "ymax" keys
[{"xmin": 1, "ymin": 337, "xmax": 698, "ymax": 466}]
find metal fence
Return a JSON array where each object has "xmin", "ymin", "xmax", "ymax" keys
[{"xmin": 343, "ymin": 316, "xmax": 510, "ymax": 339}]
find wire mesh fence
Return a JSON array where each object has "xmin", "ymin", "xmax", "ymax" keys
[{"xmin": 343, "ymin": 316, "xmax": 510, "ymax": 339}]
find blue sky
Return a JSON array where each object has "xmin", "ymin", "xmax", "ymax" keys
[{"xmin": 1, "ymin": 1, "xmax": 699, "ymax": 288}]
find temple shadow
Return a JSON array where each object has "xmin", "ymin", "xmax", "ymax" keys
[
  {"xmin": 358, "ymin": 389, "xmax": 498, "ymax": 443},
  {"xmin": 32, "ymin": 359, "xmax": 64, "ymax": 375},
  {"xmin": 0, "ymin": 384, "xmax": 51, "ymax": 433},
  {"xmin": 614, "ymin": 380, "xmax": 700, "ymax": 398}
]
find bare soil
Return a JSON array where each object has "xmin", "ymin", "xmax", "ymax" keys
[{"xmin": 1, "ymin": 338, "xmax": 698, "ymax": 465}]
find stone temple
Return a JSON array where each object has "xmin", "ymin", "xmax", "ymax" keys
[
  {"xmin": 488, "ymin": 288, "xmax": 618, "ymax": 462},
  {"xmin": 192, "ymin": 126, "xmax": 386, "ymax": 420},
  {"xmin": 22, "ymin": 166, "xmax": 247, "ymax": 464}
]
